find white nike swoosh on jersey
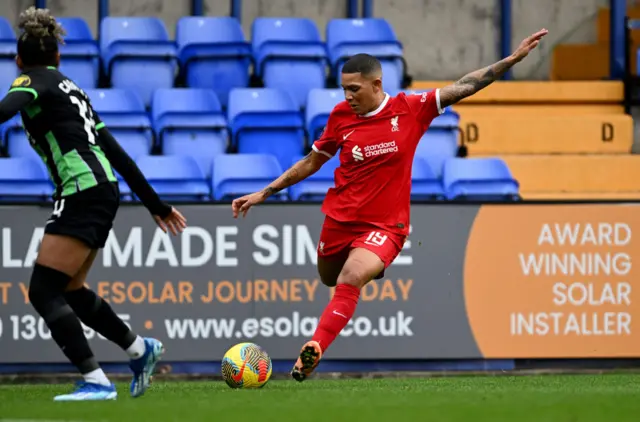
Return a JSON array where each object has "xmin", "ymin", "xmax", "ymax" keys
[{"xmin": 343, "ymin": 129, "xmax": 355, "ymax": 140}]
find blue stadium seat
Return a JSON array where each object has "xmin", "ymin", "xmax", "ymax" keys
[
  {"xmin": 0, "ymin": 114, "xmax": 41, "ymax": 163},
  {"xmin": 100, "ymin": 17, "xmax": 177, "ymax": 106},
  {"xmin": 112, "ymin": 170, "xmax": 133, "ymax": 201},
  {"xmin": 443, "ymin": 158, "xmax": 520, "ymax": 201},
  {"xmin": 176, "ymin": 17, "xmax": 251, "ymax": 108},
  {"xmin": 0, "ymin": 18, "xmax": 18, "ymax": 91},
  {"xmin": 0, "ymin": 157, "xmax": 53, "ymax": 202},
  {"xmin": 411, "ymin": 155, "xmax": 445, "ymax": 200},
  {"xmin": 7, "ymin": 131, "xmax": 41, "ymax": 162},
  {"xmin": 85, "ymin": 89, "xmax": 153, "ymax": 158},
  {"xmin": 306, "ymin": 88, "xmax": 343, "ymax": 141},
  {"xmin": 136, "ymin": 155, "xmax": 210, "ymax": 201},
  {"xmin": 289, "ymin": 154, "xmax": 339, "ymax": 201},
  {"xmin": 152, "ymin": 88, "xmax": 228, "ymax": 176},
  {"xmin": 415, "ymin": 100, "xmax": 460, "ymax": 177},
  {"xmin": 228, "ymin": 88, "xmax": 305, "ymax": 170},
  {"xmin": 326, "ymin": 18, "xmax": 406, "ymax": 91},
  {"xmin": 57, "ymin": 17, "xmax": 99, "ymax": 89},
  {"xmin": 212, "ymin": 154, "xmax": 286, "ymax": 201},
  {"xmin": 252, "ymin": 17, "xmax": 328, "ymax": 109}
]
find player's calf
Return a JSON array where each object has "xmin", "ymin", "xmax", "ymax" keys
[
  {"xmin": 291, "ymin": 248, "xmax": 383, "ymax": 382},
  {"xmin": 28, "ymin": 264, "xmax": 99, "ymax": 376},
  {"xmin": 29, "ymin": 264, "xmax": 116, "ymax": 400},
  {"xmin": 65, "ymin": 287, "xmax": 147, "ymax": 359}
]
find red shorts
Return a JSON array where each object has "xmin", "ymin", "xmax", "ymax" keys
[{"xmin": 317, "ymin": 216, "xmax": 406, "ymax": 279}]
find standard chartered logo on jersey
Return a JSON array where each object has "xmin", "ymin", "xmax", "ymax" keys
[{"xmin": 352, "ymin": 142, "xmax": 399, "ymax": 162}]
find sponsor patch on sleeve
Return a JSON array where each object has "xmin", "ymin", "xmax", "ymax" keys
[{"xmin": 11, "ymin": 75, "xmax": 31, "ymax": 88}]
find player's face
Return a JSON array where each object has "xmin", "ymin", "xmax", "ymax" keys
[
  {"xmin": 15, "ymin": 55, "xmax": 23, "ymax": 70},
  {"xmin": 341, "ymin": 72, "xmax": 382, "ymax": 115}
]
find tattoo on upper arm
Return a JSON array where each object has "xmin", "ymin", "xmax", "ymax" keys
[{"xmin": 440, "ymin": 58, "xmax": 514, "ymax": 107}]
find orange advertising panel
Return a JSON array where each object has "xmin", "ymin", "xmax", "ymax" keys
[{"xmin": 464, "ymin": 204, "xmax": 640, "ymax": 358}]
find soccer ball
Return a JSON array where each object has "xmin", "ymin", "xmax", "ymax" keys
[{"xmin": 221, "ymin": 342, "xmax": 272, "ymax": 389}]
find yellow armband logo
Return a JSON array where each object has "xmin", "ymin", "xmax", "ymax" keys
[{"xmin": 11, "ymin": 75, "xmax": 31, "ymax": 88}]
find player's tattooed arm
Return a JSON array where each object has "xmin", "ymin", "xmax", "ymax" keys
[
  {"xmin": 439, "ymin": 58, "xmax": 515, "ymax": 108},
  {"xmin": 439, "ymin": 28, "xmax": 548, "ymax": 108},
  {"xmin": 261, "ymin": 152, "xmax": 324, "ymax": 199}
]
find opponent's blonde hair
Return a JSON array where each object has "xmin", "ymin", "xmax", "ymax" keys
[{"xmin": 18, "ymin": 7, "xmax": 66, "ymax": 45}]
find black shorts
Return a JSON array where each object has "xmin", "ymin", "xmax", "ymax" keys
[{"xmin": 45, "ymin": 182, "xmax": 120, "ymax": 249}]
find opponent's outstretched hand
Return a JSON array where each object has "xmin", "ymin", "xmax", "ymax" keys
[
  {"xmin": 154, "ymin": 207, "xmax": 187, "ymax": 236},
  {"xmin": 232, "ymin": 192, "xmax": 266, "ymax": 218},
  {"xmin": 512, "ymin": 28, "xmax": 548, "ymax": 62}
]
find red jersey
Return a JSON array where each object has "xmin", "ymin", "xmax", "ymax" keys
[{"xmin": 311, "ymin": 89, "xmax": 444, "ymax": 236}]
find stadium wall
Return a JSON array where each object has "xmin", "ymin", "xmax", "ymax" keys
[
  {"xmin": 0, "ymin": 202, "xmax": 638, "ymax": 376},
  {"xmin": 0, "ymin": 0, "xmax": 616, "ymax": 80}
]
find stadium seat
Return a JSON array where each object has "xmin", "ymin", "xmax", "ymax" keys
[
  {"xmin": 152, "ymin": 88, "xmax": 229, "ymax": 176},
  {"xmin": 501, "ymin": 155, "xmax": 640, "ymax": 200},
  {"xmin": 100, "ymin": 17, "xmax": 178, "ymax": 106},
  {"xmin": 56, "ymin": 17, "xmax": 99, "ymax": 89},
  {"xmin": 326, "ymin": 18, "xmax": 406, "ymax": 91},
  {"xmin": 227, "ymin": 88, "xmax": 305, "ymax": 170},
  {"xmin": 212, "ymin": 154, "xmax": 286, "ymax": 201},
  {"xmin": 1, "ymin": 115, "xmax": 26, "ymax": 156},
  {"xmin": 0, "ymin": 18, "xmax": 18, "ymax": 91},
  {"xmin": 1, "ymin": 114, "xmax": 42, "ymax": 163},
  {"xmin": 306, "ymin": 88, "xmax": 343, "ymax": 141},
  {"xmin": 176, "ymin": 17, "xmax": 252, "ymax": 108},
  {"xmin": 443, "ymin": 158, "xmax": 520, "ymax": 201},
  {"xmin": 7, "ymin": 131, "xmax": 41, "ymax": 162},
  {"xmin": 411, "ymin": 156, "xmax": 445, "ymax": 200},
  {"xmin": 0, "ymin": 157, "xmax": 53, "ymax": 202},
  {"xmin": 460, "ymin": 113, "xmax": 633, "ymax": 155},
  {"xmin": 252, "ymin": 17, "xmax": 328, "ymax": 108},
  {"xmin": 414, "ymin": 97, "xmax": 460, "ymax": 177},
  {"xmin": 136, "ymin": 155, "xmax": 210, "ymax": 201},
  {"xmin": 409, "ymin": 80, "xmax": 624, "ymax": 104},
  {"xmin": 289, "ymin": 154, "xmax": 339, "ymax": 201},
  {"xmin": 113, "ymin": 170, "xmax": 133, "ymax": 201},
  {"xmin": 85, "ymin": 89, "xmax": 153, "ymax": 158}
]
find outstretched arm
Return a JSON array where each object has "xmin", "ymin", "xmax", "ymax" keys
[
  {"xmin": 97, "ymin": 127, "xmax": 187, "ymax": 235},
  {"xmin": 260, "ymin": 151, "xmax": 328, "ymax": 199},
  {"xmin": 440, "ymin": 28, "xmax": 548, "ymax": 108},
  {"xmin": 232, "ymin": 150, "xmax": 330, "ymax": 218},
  {"xmin": 97, "ymin": 127, "xmax": 171, "ymax": 217}
]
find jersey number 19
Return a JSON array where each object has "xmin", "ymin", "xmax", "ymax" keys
[{"xmin": 70, "ymin": 96, "xmax": 96, "ymax": 145}]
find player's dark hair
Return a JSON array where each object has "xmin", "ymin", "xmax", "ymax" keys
[
  {"xmin": 341, "ymin": 53, "xmax": 382, "ymax": 76},
  {"xmin": 17, "ymin": 7, "xmax": 66, "ymax": 67}
]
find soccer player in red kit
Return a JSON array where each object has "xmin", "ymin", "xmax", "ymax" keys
[{"xmin": 232, "ymin": 28, "xmax": 548, "ymax": 381}]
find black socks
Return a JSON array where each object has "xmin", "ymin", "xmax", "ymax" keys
[
  {"xmin": 28, "ymin": 264, "xmax": 99, "ymax": 374},
  {"xmin": 64, "ymin": 287, "xmax": 137, "ymax": 351}
]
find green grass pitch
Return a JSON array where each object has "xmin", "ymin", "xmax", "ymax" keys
[{"xmin": 1, "ymin": 375, "xmax": 639, "ymax": 422}]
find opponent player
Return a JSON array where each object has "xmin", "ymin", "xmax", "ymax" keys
[
  {"xmin": 232, "ymin": 29, "xmax": 548, "ymax": 381},
  {"xmin": 0, "ymin": 8, "xmax": 187, "ymax": 400}
]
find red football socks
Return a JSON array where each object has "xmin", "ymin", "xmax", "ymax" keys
[{"xmin": 312, "ymin": 284, "xmax": 361, "ymax": 352}]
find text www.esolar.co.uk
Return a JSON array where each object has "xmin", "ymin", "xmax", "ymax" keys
[{"xmin": 164, "ymin": 311, "xmax": 414, "ymax": 340}]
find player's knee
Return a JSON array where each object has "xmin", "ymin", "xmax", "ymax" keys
[
  {"xmin": 336, "ymin": 263, "xmax": 369, "ymax": 288},
  {"xmin": 28, "ymin": 264, "xmax": 73, "ymax": 322}
]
